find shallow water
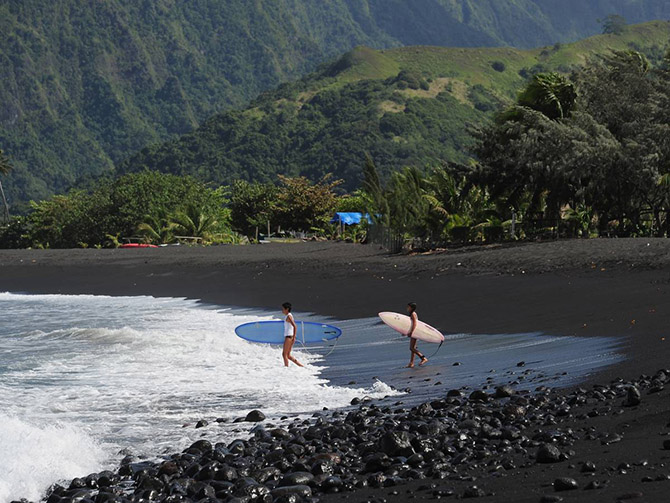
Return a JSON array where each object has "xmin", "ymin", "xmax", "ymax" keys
[
  {"xmin": 0, "ymin": 294, "xmax": 393, "ymax": 503},
  {"xmin": 0, "ymin": 293, "xmax": 624, "ymax": 503}
]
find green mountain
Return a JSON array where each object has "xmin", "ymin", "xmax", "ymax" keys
[
  {"xmin": 119, "ymin": 21, "xmax": 670, "ymax": 191},
  {"xmin": 2, "ymin": 1, "xmax": 670, "ymax": 206}
]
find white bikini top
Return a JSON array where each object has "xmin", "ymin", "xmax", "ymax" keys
[{"xmin": 284, "ymin": 313, "xmax": 295, "ymax": 337}]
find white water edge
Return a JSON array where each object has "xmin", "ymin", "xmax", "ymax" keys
[{"xmin": 0, "ymin": 293, "xmax": 398, "ymax": 503}]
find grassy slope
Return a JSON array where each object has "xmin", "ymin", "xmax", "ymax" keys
[{"xmin": 119, "ymin": 21, "xmax": 670, "ymax": 191}]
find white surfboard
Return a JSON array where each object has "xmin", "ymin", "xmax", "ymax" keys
[{"xmin": 378, "ymin": 311, "xmax": 445, "ymax": 344}]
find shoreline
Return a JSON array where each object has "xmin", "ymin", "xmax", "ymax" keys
[{"xmin": 2, "ymin": 240, "xmax": 670, "ymax": 502}]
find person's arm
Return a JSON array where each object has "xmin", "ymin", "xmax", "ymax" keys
[
  {"xmin": 288, "ymin": 314, "xmax": 297, "ymax": 338},
  {"xmin": 407, "ymin": 312, "xmax": 417, "ymax": 337}
]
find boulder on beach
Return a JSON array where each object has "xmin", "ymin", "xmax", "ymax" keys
[{"xmin": 245, "ymin": 410, "xmax": 266, "ymax": 422}]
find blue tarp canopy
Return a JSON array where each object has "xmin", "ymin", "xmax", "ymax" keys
[{"xmin": 330, "ymin": 212, "xmax": 372, "ymax": 225}]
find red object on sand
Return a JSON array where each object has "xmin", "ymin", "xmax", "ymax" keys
[{"xmin": 119, "ymin": 243, "xmax": 158, "ymax": 248}]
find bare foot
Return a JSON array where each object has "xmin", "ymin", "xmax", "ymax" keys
[
  {"xmin": 405, "ymin": 363, "xmax": 414, "ymax": 368},
  {"xmin": 419, "ymin": 357, "xmax": 428, "ymax": 366}
]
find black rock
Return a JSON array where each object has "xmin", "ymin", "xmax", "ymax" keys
[
  {"xmin": 311, "ymin": 461, "xmax": 334, "ymax": 476},
  {"xmin": 601, "ymin": 433, "xmax": 622, "ymax": 445},
  {"xmin": 623, "ymin": 386, "xmax": 641, "ymax": 407},
  {"xmin": 581, "ymin": 461, "xmax": 597, "ymax": 473},
  {"xmin": 280, "ymin": 472, "xmax": 315, "ymax": 487},
  {"xmin": 245, "ymin": 410, "xmax": 266, "ymax": 422},
  {"xmin": 189, "ymin": 439, "xmax": 213, "ymax": 452},
  {"xmin": 553, "ymin": 477, "xmax": 578, "ymax": 492},
  {"xmin": 320, "ymin": 475, "xmax": 344, "ymax": 492},
  {"xmin": 517, "ymin": 361, "xmax": 526, "ymax": 367},
  {"xmin": 379, "ymin": 431, "xmax": 414, "ymax": 457},
  {"xmin": 195, "ymin": 419, "xmax": 208, "ymax": 428},
  {"xmin": 495, "ymin": 385, "xmax": 514, "ymax": 398},
  {"xmin": 540, "ymin": 496, "xmax": 563, "ymax": 503},
  {"xmin": 469, "ymin": 390, "xmax": 489, "ymax": 402},
  {"xmin": 462, "ymin": 485, "xmax": 486, "ymax": 498},
  {"xmin": 271, "ymin": 484, "xmax": 312, "ymax": 499},
  {"xmin": 663, "ymin": 439, "xmax": 670, "ymax": 450},
  {"xmin": 234, "ymin": 483, "xmax": 271, "ymax": 499},
  {"xmin": 536, "ymin": 444, "xmax": 561, "ymax": 464},
  {"xmin": 157, "ymin": 461, "xmax": 180, "ymax": 477},
  {"xmin": 446, "ymin": 389, "xmax": 462, "ymax": 397}
]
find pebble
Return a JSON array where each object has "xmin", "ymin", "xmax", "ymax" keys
[
  {"xmin": 540, "ymin": 496, "xmax": 563, "ymax": 503},
  {"xmin": 623, "ymin": 386, "xmax": 641, "ymax": 407},
  {"xmin": 536, "ymin": 444, "xmax": 562, "ymax": 464},
  {"xmin": 553, "ymin": 477, "xmax": 579, "ymax": 492}
]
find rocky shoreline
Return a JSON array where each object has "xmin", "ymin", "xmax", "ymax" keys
[{"xmin": 30, "ymin": 367, "xmax": 670, "ymax": 503}]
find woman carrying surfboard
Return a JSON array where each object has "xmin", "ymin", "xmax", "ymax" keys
[
  {"xmin": 405, "ymin": 302, "xmax": 428, "ymax": 367},
  {"xmin": 282, "ymin": 302, "xmax": 304, "ymax": 367}
]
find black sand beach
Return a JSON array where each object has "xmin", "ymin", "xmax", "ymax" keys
[{"xmin": 2, "ymin": 239, "xmax": 670, "ymax": 502}]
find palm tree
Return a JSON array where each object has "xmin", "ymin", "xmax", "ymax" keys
[
  {"xmin": 517, "ymin": 72, "xmax": 577, "ymax": 120},
  {"xmin": 0, "ymin": 149, "xmax": 12, "ymax": 223},
  {"xmin": 171, "ymin": 204, "xmax": 220, "ymax": 243},
  {"xmin": 137, "ymin": 207, "xmax": 177, "ymax": 244}
]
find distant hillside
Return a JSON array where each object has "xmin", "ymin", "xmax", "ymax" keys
[
  {"xmin": 2, "ymin": 1, "xmax": 670, "ymax": 206},
  {"xmin": 119, "ymin": 21, "xmax": 670, "ymax": 191}
]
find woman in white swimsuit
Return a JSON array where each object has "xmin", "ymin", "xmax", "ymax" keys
[{"xmin": 282, "ymin": 302, "xmax": 303, "ymax": 367}]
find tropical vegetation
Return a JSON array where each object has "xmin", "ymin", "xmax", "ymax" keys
[
  {"xmin": 119, "ymin": 22, "xmax": 670, "ymax": 192},
  {"xmin": 2, "ymin": 0, "xmax": 669, "ymax": 206}
]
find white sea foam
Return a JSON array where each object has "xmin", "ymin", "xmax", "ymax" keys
[
  {"xmin": 0, "ymin": 415, "xmax": 105, "ymax": 503},
  {"xmin": 0, "ymin": 293, "xmax": 398, "ymax": 503}
]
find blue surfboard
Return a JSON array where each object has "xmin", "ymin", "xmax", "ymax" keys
[{"xmin": 234, "ymin": 320, "xmax": 342, "ymax": 345}]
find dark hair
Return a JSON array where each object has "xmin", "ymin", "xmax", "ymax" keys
[
  {"xmin": 407, "ymin": 302, "xmax": 417, "ymax": 313},
  {"xmin": 282, "ymin": 302, "xmax": 292, "ymax": 312}
]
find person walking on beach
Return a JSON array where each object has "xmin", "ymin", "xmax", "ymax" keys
[
  {"xmin": 405, "ymin": 302, "xmax": 428, "ymax": 367},
  {"xmin": 282, "ymin": 302, "xmax": 304, "ymax": 367}
]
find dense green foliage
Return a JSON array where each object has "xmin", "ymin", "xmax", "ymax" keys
[
  {"xmin": 0, "ymin": 172, "xmax": 346, "ymax": 248},
  {"xmin": 2, "ymin": 1, "xmax": 669, "ymax": 206},
  {"xmin": 475, "ymin": 50, "xmax": 670, "ymax": 237},
  {"xmin": 359, "ymin": 50, "xmax": 670, "ymax": 245},
  {"xmin": 230, "ymin": 176, "xmax": 341, "ymax": 237},
  {"xmin": 119, "ymin": 22, "xmax": 670, "ymax": 191},
  {"xmin": 0, "ymin": 172, "xmax": 233, "ymax": 248}
]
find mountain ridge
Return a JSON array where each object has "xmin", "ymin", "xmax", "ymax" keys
[{"xmin": 2, "ymin": 1, "xmax": 670, "ymax": 205}]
